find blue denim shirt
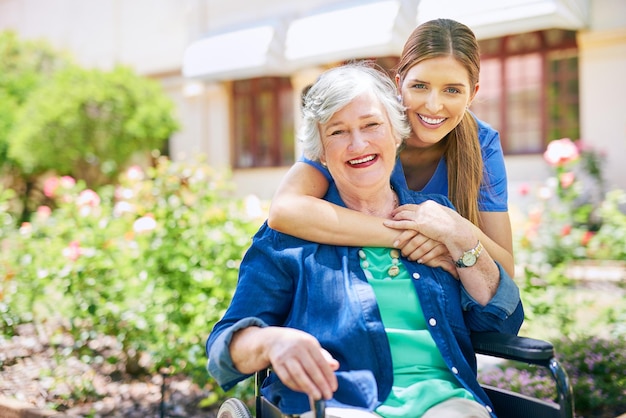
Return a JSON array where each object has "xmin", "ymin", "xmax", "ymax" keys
[{"xmin": 206, "ymin": 182, "xmax": 524, "ymax": 417}]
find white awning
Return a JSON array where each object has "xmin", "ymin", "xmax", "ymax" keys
[
  {"xmin": 284, "ymin": 0, "xmax": 417, "ymax": 69},
  {"xmin": 418, "ymin": 0, "xmax": 589, "ymax": 39},
  {"xmin": 182, "ymin": 22, "xmax": 286, "ymax": 81},
  {"xmin": 181, "ymin": 0, "xmax": 590, "ymax": 80}
]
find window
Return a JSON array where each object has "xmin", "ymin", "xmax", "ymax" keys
[
  {"xmin": 232, "ymin": 77, "xmax": 295, "ymax": 168},
  {"xmin": 471, "ymin": 30, "xmax": 579, "ymax": 154}
]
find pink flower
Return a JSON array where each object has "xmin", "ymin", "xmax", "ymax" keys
[
  {"xmin": 36, "ymin": 206, "xmax": 52, "ymax": 221},
  {"xmin": 559, "ymin": 171, "xmax": 576, "ymax": 189},
  {"xmin": 43, "ymin": 177, "xmax": 60, "ymax": 198},
  {"xmin": 576, "ymin": 140, "xmax": 592, "ymax": 152},
  {"xmin": 60, "ymin": 176, "xmax": 76, "ymax": 189},
  {"xmin": 63, "ymin": 240, "xmax": 81, "ymax": 261},
  {"xmin": 517, "ymin": 183, "xmax": 530, "ymax": 196},
  {"xmin": 133, "ymin": 215, "xmax": 157, "ymax": 233},
  {"xmin": 76, "ymin": 189, "xmax": 100, "ymax": 207},
  {"xmin": 561, "ymin": 225, "xmax": 572, "ymax": 236},
  {"xmin": 126, "ymin": 165, "xmax": 144, "ymax": 182},
  {"xmin": 543, "ymin": 138, "xmax": 580, "ymax": 167},
  {"xmin": 581, "ymin": 231, "xmax": 595, "ymax": 246},
  {"xmin": 43, "ymin": 176, "xmax": 76, "ymax": 198}
]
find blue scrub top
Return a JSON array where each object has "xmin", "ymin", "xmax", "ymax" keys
[{"xmin": 302, "ymin": 116, "xmax": 508, "ymax": 212}]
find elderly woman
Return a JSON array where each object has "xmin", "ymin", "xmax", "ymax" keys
[{"xmin": 206, "ymin": 64, "xmax": 523, "ymax": 418}]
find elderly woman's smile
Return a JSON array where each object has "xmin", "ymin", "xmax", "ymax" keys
[
  {"xmin": 348, "ymin": 154, "xmax": 377, "ymax": 166},
  {"xmin": 319, "ymin": 92, "xmax": 400, "ymax": 201}
]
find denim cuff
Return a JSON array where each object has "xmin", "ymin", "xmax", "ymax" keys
[
  {"xmin": 461, "ymin": 262, "xmax": 520, "ymax": 319},
  {"xmin": 207, "ymin": 317, "xmax": 268, "ymax": 390}
]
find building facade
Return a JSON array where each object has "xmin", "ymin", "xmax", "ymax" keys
[{"xmin": 1, "ymin": 0, "xmax": 625, "ymax": 200}]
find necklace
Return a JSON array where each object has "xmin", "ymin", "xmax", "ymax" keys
[{"xmin": 359, "ymin": 247, "xmax": 402, "ymax": 280}]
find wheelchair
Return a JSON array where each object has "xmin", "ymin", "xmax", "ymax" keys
[{"xmin": 216, "ymin": 332, "xmax": 574, "ymax": 418}]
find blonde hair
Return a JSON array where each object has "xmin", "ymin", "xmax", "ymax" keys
[{"xmin": 396, "ymin": 19, "xmax": 483, "ymax": 226}]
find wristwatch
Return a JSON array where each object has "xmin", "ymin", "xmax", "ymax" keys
[{"xmin": 455, "ymin": 240, "xmax": 483, "ymax": 268}]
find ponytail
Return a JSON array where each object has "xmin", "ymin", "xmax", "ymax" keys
[{"xmin": 445, "ymin": 111, "xmax": 482, "ymax": 226}]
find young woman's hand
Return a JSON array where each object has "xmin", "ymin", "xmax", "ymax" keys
[{"xmin": 386, "ymin": 202, "xmax": 474, "ymax": 248}]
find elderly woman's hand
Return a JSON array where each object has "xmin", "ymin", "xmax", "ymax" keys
[
  {"xmin": 230, "ymin": 326, "xmax": 339, "ymax": 400},
  {"xmin": 257, "ymin": 327, "xmax": 339, "ymax": 401},
  {"xmin": 388, "ymin": 229, "xmax": 458, "ymax": 278}
]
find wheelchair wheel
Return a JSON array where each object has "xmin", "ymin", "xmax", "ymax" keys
[{"xmin": 217, "ymin": 398, "xmax": 252, "ymax": 418}]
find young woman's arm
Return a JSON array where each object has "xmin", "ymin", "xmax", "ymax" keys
[
  {"xmin": 268, "ymin": 162, "xmax": 402, "ymax": 246},
  {"xmin": 476, "ymin": 211, "xmax": 515, "ymax": 277},
  {"xmin": 268, "ymin": 162, "xmax": 487, "ymax": 277}
]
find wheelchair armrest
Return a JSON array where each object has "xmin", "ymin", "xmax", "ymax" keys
[{"xmin": 471, "ymin": 332, "xmax": 555, "ymax": 366}]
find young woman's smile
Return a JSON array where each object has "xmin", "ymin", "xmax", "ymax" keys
[{"xmin": 398, "ymin": 56, "xmax": 478, "ymax": 149}]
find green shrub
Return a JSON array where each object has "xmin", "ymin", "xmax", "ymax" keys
[
  {"xmin": 0, "ymin": 30, "xmax": 71, "ymax": 165},
  {"xmin": 8, "ymin": 65, "xmax": 179, "ymax": 188},
  {"xmin": 0, "ymin": 156, "xmax": 263, "ymax": 389}
]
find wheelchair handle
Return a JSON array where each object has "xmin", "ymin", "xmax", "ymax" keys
[{"xmin": 309, "ymin": 397, "xmax": 325, "ymax": 418}]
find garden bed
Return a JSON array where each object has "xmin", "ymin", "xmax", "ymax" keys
[{"xmin": 0, "ymin": 322, "xmax": 218, "ymax": 418}]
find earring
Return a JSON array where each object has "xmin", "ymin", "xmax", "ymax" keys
[{"xmin": 397, "ymin": 95, "xmax": 402, "ymax": 103}]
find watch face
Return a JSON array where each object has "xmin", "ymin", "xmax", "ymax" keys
[{"xmin": 462, "ymin": 253, "xmax": 477, "ymax": 267}]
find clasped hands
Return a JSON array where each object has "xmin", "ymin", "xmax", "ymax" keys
[{"xmin": 384, "ymin": 201, "xmax": 466, "ymax": 278}]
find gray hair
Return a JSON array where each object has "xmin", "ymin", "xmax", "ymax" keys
[{"xmin": 299, "ymin": 63, "xmax": 411, "ymax": 161}]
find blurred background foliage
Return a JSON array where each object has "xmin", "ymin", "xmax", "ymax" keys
[
  {"xmin": 1, "ymin": 157, "xmax": 264, "ymax": 387},
  {"xmin": 0, "ymin": 30, "xmax": 72, "ymax": 166},
  {"xmin": 480, "ymin": 138, "xmax": 626, "ymax": 418},
  {"xmin": 0, "ymin": 30, "xmax": 178, "ymax": 222}
]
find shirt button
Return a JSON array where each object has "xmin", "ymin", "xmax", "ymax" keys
[
  {"xmin": 428, "ymin": 318, "xmax": 437, "ymax": 326},
  {"xmin": 486, "ymin": 406, "xmax": 493, "ymax": 413},
  {"xmin": 451, "ymin": 366, "xmax": 459, "ymax": 374},
  {"xmin": 412, "ymin": 272, "xmax": 420, "ymax": 279}
]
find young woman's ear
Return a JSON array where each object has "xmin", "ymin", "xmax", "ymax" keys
[{"xmin": 469, "ymin": 82, "xmax": 480, "ymax": 105}]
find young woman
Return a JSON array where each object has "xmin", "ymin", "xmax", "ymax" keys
[{"xmin": 268, "ymin": 19, "xmax": 514, "ymax": 276}]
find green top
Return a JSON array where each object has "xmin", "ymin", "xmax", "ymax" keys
[{"xmin": 359, "ymin": 247, "xmax": 474, "ymax": 418}]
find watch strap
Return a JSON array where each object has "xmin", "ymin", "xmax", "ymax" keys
[{"xmin": 455, "ymin": 240, "xmax": 483, "ymax": 268}]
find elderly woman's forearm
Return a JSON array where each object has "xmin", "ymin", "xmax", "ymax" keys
[
  {"xmin": 229, "ymin": 326, "xmax": 271, "ymax": 374},
  {"xmin": 476, "ymin": 232, "xmax": 514, "ymax": 277},
  {"xmin": 457, "ymin": 255, "xmax": 500, "ymax": 305}
]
